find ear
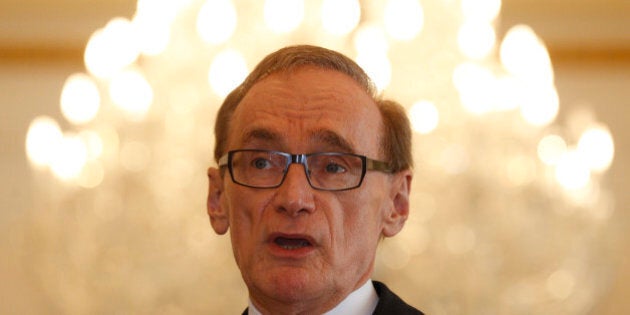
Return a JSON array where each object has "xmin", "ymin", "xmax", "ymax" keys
[
  {"xmin": 382, "ymin": 169, "xmax": 412, "ymax": 238},
  {"xmin": 207, "ymin": 167, "xmax": 229, "ymax": 235}
]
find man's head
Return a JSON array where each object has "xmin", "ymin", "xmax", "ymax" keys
[{"xmin": 207, "ymin": 45, "xmax": 413, "ymax": 314}]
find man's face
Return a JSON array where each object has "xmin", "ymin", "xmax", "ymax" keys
[{"xmin": 207, "ymin": 67, "xmax": 411, "ymax": 313}]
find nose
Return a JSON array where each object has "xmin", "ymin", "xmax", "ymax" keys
[{"xmin": 273, "ymin": 163, "xmax": 315, "ymax": 216}]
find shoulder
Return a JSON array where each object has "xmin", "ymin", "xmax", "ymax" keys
[{"xmin": 372, "ymin": 281, "xmax": 424, "ymax": 315}]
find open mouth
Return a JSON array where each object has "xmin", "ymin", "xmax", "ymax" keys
[{"xmin": 273, "ymin": 236, "xmax": 313, "ymax": 250}]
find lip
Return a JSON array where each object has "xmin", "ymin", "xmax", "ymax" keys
[{"xmin": 267, "ymin": 232, "xmax": 317, "ymax": 259}]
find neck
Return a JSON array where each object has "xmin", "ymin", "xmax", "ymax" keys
[{"xmin": 249, "ymin": 278, "xmax": 371, "ymax": 315}]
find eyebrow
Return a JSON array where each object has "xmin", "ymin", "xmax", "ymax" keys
[
  {"xmin": 242, "ymin": 128, "xmax": 281, "ymax": 146},
  {"xmin": 240, "ymin": 127, "xmax": 355, "ymax": 153},
  {"xmin": 310, "ymin": 129, "xmax": 355, "ymax": 153}
]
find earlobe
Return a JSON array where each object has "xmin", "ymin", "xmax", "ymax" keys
[
  {"xmin": 382, "ymin": 170, "xmax": 412, "ymax": 238},
  {"xmin": 207, "ymin": 167, "xmax": 229, "ymax": 235}
]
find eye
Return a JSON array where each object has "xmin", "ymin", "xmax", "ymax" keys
[
  {"xmin": 252, "ymin": 157, "xmax": 272, "ymax": 169},
  {"xmin": 324, "ymin": 162, "xmax": 347, "ymax": 174}
]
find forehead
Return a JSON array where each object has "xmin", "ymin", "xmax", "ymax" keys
[{"xmin": 227, "ymin": 67, "xmax": 383, "ymax": 154}]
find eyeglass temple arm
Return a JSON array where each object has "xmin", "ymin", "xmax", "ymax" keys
[{"xmin": 366, "ymin": 158, "xmax": 394, "ymax": 173}]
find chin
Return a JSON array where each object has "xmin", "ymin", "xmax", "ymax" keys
[{"xmin": 253, "ymin": 265, "xmax": 329, "ymax": 302}]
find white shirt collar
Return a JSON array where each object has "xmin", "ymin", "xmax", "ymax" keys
[{"xmin": 248, "ymin": 279, "xmax": 379, "ymax": 315}]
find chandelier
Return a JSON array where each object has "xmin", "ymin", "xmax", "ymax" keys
[{"xmin": 23, "ymin": 0, "xmax": 615, "ymax": 314}]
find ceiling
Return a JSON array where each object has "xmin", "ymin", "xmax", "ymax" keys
[{"xmin": 0, "ymin": 0, "xmax": 628, "ymax": 62}]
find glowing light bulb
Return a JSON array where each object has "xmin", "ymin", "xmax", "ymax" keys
[
  {"xmin": 132, "ymin": 12, "xmax": 171, "ymax": 56},
  {"xmin": 461, "ymin": 0, "xmax": 501, "ymax": 22},
  {"xmin": 264, "ymin": 0, "xmax": 304, "ymax": 34},
  {"xmin": 197, "ymin": 0, "xmax": 237, "ymax": 44},
  {"xmin": 520, "ymin": 84, "xmax": 559, "ymax": 126},
  {"xmin": 354, "ymin": 24, "xmax": 389, "ymax": 55},
  {"xmin": 500, "ymin": 25, "xmax": 554, "ymax": 85},
  {"xmin": 384, "ymin": 0, "xmax": 424, "ymax": 41},
  {"xmin": 50, "ymin": 133, "xmax": 89, "ymax": 181},
  {"xmin": 208, "ymin": 49, "xmax": 248, "ymax": 97},
  {"xmin": 457, "ymin": 20, "xmax": 496, "ymax": 60},
  {"xmin": 355, "ymin": 52, "xmax": 391, "ymax": 91},
  {"xmin": 84, "ymin": 17, "xmax": 140, "ymax": 78},
  {"xmin": 25, "ymin": 116, "xmax": 63, "ymax": 168},
  {"xmin": 60, "ymin": 73, "xmax": 101, "ymax": 125},
  {"xmin": 577, "ymin": 126, "xmax": 614, "ymax": 172},
  {"xmin": 453, "ymin": 62, "xmax": 495, "ymax": 114},
  {"xmin": 555, "ymin": 150, "xmax": 591, "ymax": 191},
  {"xmin": 538, "ymin": 134, "xmax": 567, "ymax": 166},
  {"xmin": 321, "ymin": 0, "xmax": 361, "ymax": 36},
  {"xmin": 109, "ymin": 69, "xmax": 154, "ymax": 121},
  {"xmin": 409, "ymin": 100, "xmax": 439, "ymax": 134}
]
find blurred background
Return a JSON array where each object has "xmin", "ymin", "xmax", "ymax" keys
[{"xmin": 1, "ymin": 0, "xmax": 628, "ymax": 314}]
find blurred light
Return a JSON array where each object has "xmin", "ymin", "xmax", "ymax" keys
[
  {"xmin": 77, "ymin": 160, "xmax": 105, "ymax": 189},
  {"xmin": 461, "ymin": 0, "xmax": 501, "ymax": 22},
  {"xmin": 441, "ymin": 144, "xmax": 469, "ymax": 174},
  {"xmin": 120, "ymin": 141, "xmax": 151, "ymax": 172},
  {"xmin": 506, "ymin": 155, "xmax": 536, "ymax": 186},
  {"xmin": 537, "ymin": 134, "xmax": 567, "ymax": 166},
  {"xmin": 208, "ymin": 49, "xmax": 248, "ymax": 97},
  {"xmin": 453, "ymin": 62, "xmax": 495, "ymax": 114},
  {"xmin": 500, "ymin": 25, "xmax": 553, "ymax": 85},
  {"xmin": 355, "ymin": 52, "xmax": 391, "ymax": 91},
  {"xmin": 264, "ymin": 0, "xmax": 304, "ymax": 34},
  {"xmin": 546, "ymin": 269, "xmax": 576, "ymax": 300},
  {"xmin": 321, "ymin": 0, "xmax": 361, "ymax": 36},
  {"xmin": 577, "ymin": 125, "xmax": 614, "ymax": 172},
  {"xmin": 493, "ymin": 75, "xmax": 520, "ymax": 111},
  {"xmin": 520, "ymin": 85, "xmax": 559, "ymax": 126},
  {"xmin": 132, "ymin": 12, "xmax": 171, "ymax": 56},
  {"xmin": 79, "ymin": 130, "xmax": 104, "ymax": 160},
  {"xmin": 109, "ymin": 69, "xmax": 154, "ymax": 121},
  {"xmin": 95, "ymin": 125, "xmax": 120, "ymax": 162},
  {"xmin": 50, "ymin": 133, "xmax": 89, "ymax": 181},
  {"xmin": 84, "ymin": 18, "xmax": 140, "ymax": 78},
  {"xmin": 25, "ymin": 116, "xmax": 63, "ymax": 168},
  {"xmin": 60, "ymin": 73, "xmax": 101, "ymax": 125},
  {"xmin": 409, "ymin": 100, "xmax": 439, "ymax": 134},
  {"xmin": 555, "ymin": 150, "xmax": 591, "ymax": 190},
  {"xmin": 353, "ymin": 24, "xmax": 389, "ymax": 55},
  {"xmin": 445, "ymin": 224, "xmax": 476, "ymax": 254},
  {"xmin": 197, "ymin": 0, "xmax": 237, "ymax": 45},
  {"xmin": 457, "ymin": 21, "xmax": 496, "ymax": 60},
  {"xmin": 384, "ymin": 0, "xmax": 424, "ymax": 41}
]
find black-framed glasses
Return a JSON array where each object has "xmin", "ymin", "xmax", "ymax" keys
[{"xmin": 218, "ymin": 149, "xmax": 393, "ymax": 191}]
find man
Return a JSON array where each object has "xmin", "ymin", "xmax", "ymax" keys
[{"xmin": 206, "ymin": 45, "xmax": 422, "ymax": 314}]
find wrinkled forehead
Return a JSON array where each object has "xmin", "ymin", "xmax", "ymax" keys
[{"xmin": 227, "ymin": 68, "xmax": 383, "ymax": 156}]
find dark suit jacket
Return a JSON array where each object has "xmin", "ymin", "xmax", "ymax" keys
[{"xmin": 241, "ymin": 281, "xmax": 423, "ymax": 315}]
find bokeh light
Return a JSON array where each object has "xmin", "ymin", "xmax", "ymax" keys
[
  {"xmin": 500, "ymin": 24, "xmax": 554, "ymax": 85},
  {"xmin": 108, "ymin": 68, "xmax": 154, "ymax": 121},
  {"xmin": 197, "ymin": 0, "xmax": 237, "ymax": 45},
  {"xmin": 577, "ymin": 125, "xmax": 615, "ymax": 172},
  {"xmin": 60, "ymin": 73, "xmax": 101, "ymax": 125},
  {"xmin": 84, "ymin": 17, "xmax": 140, "ymax": 78},
  {"xmin": 555, "ymin": 150, "xmax": 591, "ymax": 191},
  {"xmin": 457, "ymin": 20, "xmax": 496, "ymax": 59},
  {"xmin": 538, "ymin": 134, "xmax": 568, "ymax": 166},
  {"xmin": 321, "ymin": 0, "xmax": 361, "ymax": 36},
  {"xmin": 208, "ymin": 49, "xmax": 248, "ymax": 97},
  {"xmin": 50, "ymin": 133, "xmax": 89, "ymax": 181},
  {"xmin": 384, "ymin": 0, "xmax": 425, "ymax": 41},
  {"xmin": 25, "ymin": 116, "xmax": 63, "ymax": 168},
  {"xmin": 409, "ymin": 100, "xmax": 439, "ymax": 134},
  {"xmin": 264, "ymin": 0, "xmax": 304, "ymax": 34},
  {"xmin": 461, "ymin": 0, "xmax": 501, "ymax": 22}
]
